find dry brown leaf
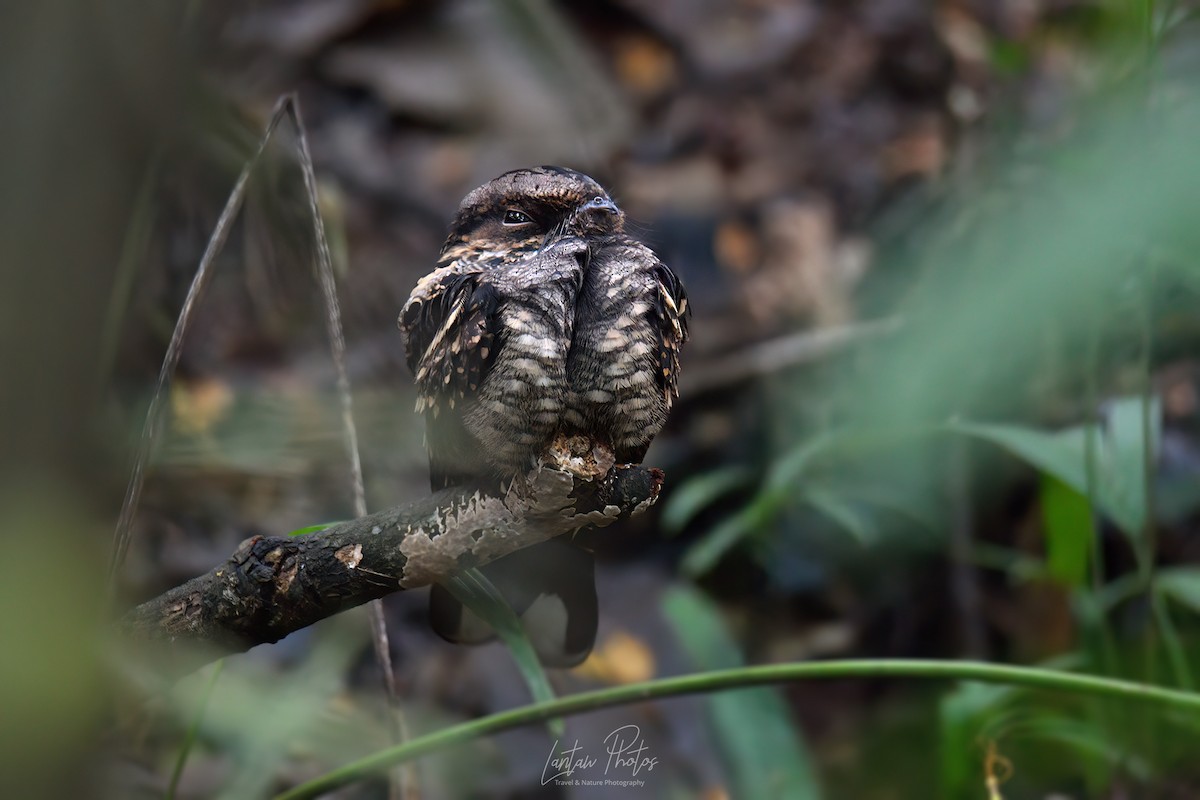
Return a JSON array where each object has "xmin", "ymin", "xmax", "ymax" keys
[
  {"xmin": 714, "ymin": 220, "xmax": 762, "ymax": 275},
  {"xmin": 615, "ymin": 35, "xmax": 678, "ymax": 98}
]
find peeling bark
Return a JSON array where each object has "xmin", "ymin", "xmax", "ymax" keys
[{"xmin": 119, "ymin": 465, "xmax": 662, "ymax": 676}]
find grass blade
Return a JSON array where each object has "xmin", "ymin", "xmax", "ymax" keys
[
  {"xmin": 165, "ymin": 659, "xmax": 225, "ymax": 800},
  {"xmin": 444, "ymin": 568, "xmax": 561, "ymax": 737},
  {"xmin": 663, "ymin": 587, "xmax": 822, "ymax": 799}
]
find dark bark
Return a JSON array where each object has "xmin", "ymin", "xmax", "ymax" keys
[{"xmin": 119, "ymin": 465, "xmax": 662, "ymax": 676}]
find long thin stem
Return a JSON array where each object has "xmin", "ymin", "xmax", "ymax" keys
[
  {"xmin": 284, "ymin": 94, "xmax": 410, "ymax": 800},
  {"xmin": 96, "ymin": 151, "xmax": 161, "ymax": 393},
  {"xmin": 1080, "ymin": 299, "xmax": 1125, "ymax": 787},
  {"xmin": 1151, "ymin": 590, "xmax": 1193, "ymax": 690},
  {"xmin": 1083, "ymin": 309, "xmax": 1119, "ymax": 676},
  {"xmin": 947, "ymin": 438, "xmax": 987, "ymax": 658},
  {"xmin": 165, "ymin": 659, "xmax": 225, "ymax": 800},
  {"xmin": 284, "ymin": 97, "xmax": 366, "ymax": 518},
  {"xmin": 1138, "ymin": 267, "xmax": 1157, "ymax": 589},
  {"xmin": 105, "ymin": 92, "xmax": 411, "ymax": 797},
  {"xmin": 275, "ymin": 659, "xmax": 1200, "ymax": 800},
  {"xmin": 106, "ymin": 97, "xmax": 292, "ymax": 589}
]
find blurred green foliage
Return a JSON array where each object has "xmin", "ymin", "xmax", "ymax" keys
[
  {"xmin": 0, "ymin": 492, "xmax": 106, "ymax": 798},
  {"xmin": 7, "ymin": 0, "xmax": 1198, "ymax": 797},
  {"xmin": 662, "ymin": 6, "xmax": 1200, "ymax": 797},
  {"xmin": 664, "ymin": 587, "xmax": 822, "ymax": 800}
]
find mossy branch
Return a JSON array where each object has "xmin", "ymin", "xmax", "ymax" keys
[{"xmin": 119, "ymin": 465, "xmax": 662, "ymax": 677}]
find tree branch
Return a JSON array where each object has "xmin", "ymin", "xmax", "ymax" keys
[{"xmin": 120, "ymin": 465, "xmax": 662, "ymax": 676}]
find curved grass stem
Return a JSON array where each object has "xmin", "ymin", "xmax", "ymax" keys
[{"xmin": 275, "ymin": 659, "xmax": 1200, "ymax": 800}]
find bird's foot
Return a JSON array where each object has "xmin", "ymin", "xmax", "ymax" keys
[{"xmin": 545, "ymin": 433, "xmax": 616, "ymax": 481}]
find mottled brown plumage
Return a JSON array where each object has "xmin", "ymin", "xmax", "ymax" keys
[
  {"xmin": 565, "ymin": 236, "xmax": 688, "ymax": 465},
  {"xmin": 399, "ymin": 166, "xmax": 688, "ymax": 665}
]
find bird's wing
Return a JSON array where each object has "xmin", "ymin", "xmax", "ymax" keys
[
  {"xmin": 400, "ymin": 265, "xmax": 502, "ymax": 402},
  {"xmin": 651, "ymin": 259, "xmax": 690, "ymax": 404},
  {"xmin": 399, "ymin": 265, "xmax": 503, "ymax": 488}
]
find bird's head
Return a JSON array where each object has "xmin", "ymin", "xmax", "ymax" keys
[{"xmin": 441, "ymin": 166, "xmax": 624, "ymax": 261}]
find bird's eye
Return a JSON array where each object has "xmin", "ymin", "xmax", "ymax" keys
[
  {"xmin": 503, "ymin": 209, "xmax": 533, "ymax": 225},
  {"xmin": 591, "ymin": 196, "xmax": 606, "ymax": 206}
]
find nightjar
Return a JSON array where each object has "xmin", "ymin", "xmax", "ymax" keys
[{"xmin": 399, "ymin": 166, "xmax": 688, "ymax": 666}]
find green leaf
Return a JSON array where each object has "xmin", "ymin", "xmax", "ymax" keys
[
  {"xmin": 1156, "ymin": 568, "xmax": 1200, "ymax": 614},
  {"xmin": 828, "ymin": 483, "xmax": 941, "ymax": 534},
  {"xmin": 803, "ymin": 486, "xmax": 876, "ymax": 545},
  {"xmin": 989, "ymin": 39, "xmax": 1030, "ymax": 74},
  {"xmin": 442, "ymin": 569, "xmax": 561, "ymax": 738},
  {"xmin": 680, "ymin": 427, "xmax": 951, "ymax": 575},
  {"xmin": 947, "ymin": 395, "xmax": 1160, "ymax": 538},
  {"xmin": 939, "ymin": 677, "xmax": 1120, "ymax": 798},
  {"xmin": 938, "ymin": 681, "xmax": 1013, "ymax": 800},
  {"xmin": 679, "ymin": 433, "xmax": 843, "ymax": 576},
  {"xmin": 661, "ymin": 465, "xmax": 754, "ymax": 536},
  {"xmin": 663, "ymin": 587, "xmax": 822, "ymax": 800},
  {"xmin": 288, "ymin": 522, "xmax": 342, "ymax": 537},
  {"xmin": 762, "ymin": 431, "xmax": 842, "ymax": 500},
  {"xmin": 1040, "ymin": 475, "xmax": 1094, "ymax": 588},
  {"xmin": 948, "ymin": 420, "xmax": 1090, "ymax": 493},
  {"xmin": 969, "ymin": 543, "xmax": 1051, "ymax": 583},
  {"xmin": 680, "ymin": 504, "xmax": 766, "ymax": 578}
]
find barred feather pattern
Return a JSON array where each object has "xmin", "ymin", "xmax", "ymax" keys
[
  {"xmin": 398, "ymin": 166, "xmax": 689, "ymax": 666},
  {"xmin": 400, "ymin": 236, "xmax": 587, "ymax": 487},
  {"xmin": 565, "ymin": 236, "xmax": 689, "ymax": 464}
]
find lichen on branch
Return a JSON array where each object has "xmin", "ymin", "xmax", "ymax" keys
[{"xmin": 119, "ymin": 464, "xmax": 662, "ymax": 676}]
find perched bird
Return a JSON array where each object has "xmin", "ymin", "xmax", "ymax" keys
[{"xmin": 399, "ymin": 166, "xmax": 688, "ymax": 665}]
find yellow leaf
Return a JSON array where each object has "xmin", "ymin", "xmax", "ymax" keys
[
  {"xmin": 170, "ymin": 378, "xmax": 233, "ymax": 435},
  {"xmin": 573, "ymin": 630, "xmax": 655, "ymax": 685}
]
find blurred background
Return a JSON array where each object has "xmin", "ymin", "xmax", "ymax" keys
[{"xmin": 4, "ymin": 0, "xmax": 1200, "ymax": 798}]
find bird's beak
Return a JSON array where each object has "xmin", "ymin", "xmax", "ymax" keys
[
  {"xmin": 584, "ymin": 197, "xmax": 620, "ymax": 217},
  {"xmin": 575, "ymin": 195, "xmax": 620, "ymax": 222},
  {"xmin": 572, "ymin": 196, "xmax": 622, "ymax": 238}
]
